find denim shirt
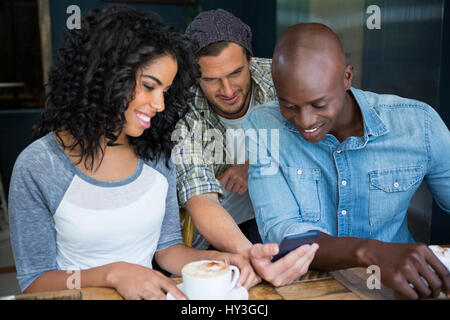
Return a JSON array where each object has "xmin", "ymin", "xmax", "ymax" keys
[{"xmin": 242, "ymin": 87, "xmax": 450, "ymax": 244}]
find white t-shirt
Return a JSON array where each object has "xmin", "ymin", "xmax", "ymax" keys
[
  {"xmin": 8, "ymin": 133, "xmax": 183, "ymax": 291},
  {"xmin": 216, "ymin": 90, "xmax": 256, "ymax": 225}
]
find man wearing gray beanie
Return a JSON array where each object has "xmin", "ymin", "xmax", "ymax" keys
[{"xmin": 173, "ymin": 9, "xmax": 280, "ymax": 288}]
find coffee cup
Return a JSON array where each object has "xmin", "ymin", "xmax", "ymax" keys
[{"xmin": 181, "ymin": 260, "xmax": 240, "ymax": 300}]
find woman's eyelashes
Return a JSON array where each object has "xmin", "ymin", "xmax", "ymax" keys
[
  {"xmin": 143, "ymin": 83, "xmax": 171, "ymax": 94},
  {"xmin": 143, "ymin": 83, "xmax": 154, "ymax": 91}
]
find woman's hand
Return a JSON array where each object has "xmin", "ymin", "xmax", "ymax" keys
[
  {"xmin": 107, "ymin": 262, "xmax": 186, "ymax": 300},
  {"xmin": 209, "ymin": 251, "xmax": 261, "ymax": 290}
]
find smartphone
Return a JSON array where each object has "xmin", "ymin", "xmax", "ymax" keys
[{"xmin": 272, "ymin": 231, "xmax": 319, "ymax": 262}]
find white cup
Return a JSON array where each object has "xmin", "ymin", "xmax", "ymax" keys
[{"xmin": 181, "ymin": 260, "xmax": 240, "ymax": 300}]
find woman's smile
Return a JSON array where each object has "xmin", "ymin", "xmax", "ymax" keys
[{"xmin": 135, "ymin": 110, "xmax": 152, "ymax": 129}]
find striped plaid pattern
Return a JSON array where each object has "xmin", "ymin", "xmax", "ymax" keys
[{"xmin": 173, "ymin": 57, "xmax": 276, "ymax": 207}]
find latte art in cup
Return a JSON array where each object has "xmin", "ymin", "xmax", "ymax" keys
[
  {"xmin": 181, "ymin": 260, "xmax": 240, "ymax": 300},
  {"xmin": 182, "ymin": 260, "xmax": 229, "ymax": 278}
]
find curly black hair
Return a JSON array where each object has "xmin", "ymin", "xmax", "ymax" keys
[{"xmin": 33, "ymin": 5, "xmax": 199, "ymax": 169}]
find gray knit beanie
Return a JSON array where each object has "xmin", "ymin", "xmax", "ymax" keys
[{"xmin": 185, "ymin": 8, "xmax": 253, "ymax": 56}]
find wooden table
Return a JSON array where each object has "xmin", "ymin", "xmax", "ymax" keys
[
  {"xmin": 4, "ymin": 244, "xmax": 450, "ymax": 300},
  {"xmin": 5, "ymin": 267, "xmax": 445, "ymax": 300}
]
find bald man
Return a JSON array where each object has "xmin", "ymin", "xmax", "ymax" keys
[{"xmin": 244, "ymin": 23, "xmax": 450, "ymax": 299}]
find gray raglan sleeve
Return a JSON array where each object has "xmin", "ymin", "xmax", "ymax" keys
[
  {"xmin": 8, "ymin": 142, "xmax": 59, "ymax": 292},
  {"xmin": 155, "ymin": 158, "xmax": 184, "ymax": 251}
]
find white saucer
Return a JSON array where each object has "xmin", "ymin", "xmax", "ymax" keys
[{"xmin": 166, "ymin": 283, "xmax": 249, "ymax": 300}]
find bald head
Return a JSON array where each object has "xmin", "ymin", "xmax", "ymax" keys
[
  {"xmin": 272, "ymin": 23, "xmax": 347, "ymax": 93},
  {"xmin": 271, "ymin": 23, "xmax": 357, "ymax": 143}
]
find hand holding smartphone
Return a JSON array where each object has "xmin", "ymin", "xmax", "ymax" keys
[{"xmin": 272, "ymin": 231, "xmax": 319, "ymax": 262}]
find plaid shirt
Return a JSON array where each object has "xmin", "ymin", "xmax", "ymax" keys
[{"xmin": 173, "ymin": 57, "xmax": 276, "ymax": 207}]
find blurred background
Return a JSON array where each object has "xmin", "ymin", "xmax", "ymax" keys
[{"xmin": 0, "ymin": 0, "xmax": 449, "ymax": 295}]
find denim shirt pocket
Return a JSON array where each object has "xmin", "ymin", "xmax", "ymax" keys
[
  {"xmin": 282, "ymin": 166, "xmax": 322, "ymax": 222},
  {"xmin": 368, "ymin": 166, "xmax": 423, "ymax": 228}
]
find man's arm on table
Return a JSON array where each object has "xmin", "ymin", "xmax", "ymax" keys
[
  {"xmin": 250, "ymin": 227, "xmax": 449, "ymax": 298},
  {"xmin": 310, "ymin": 232, "xmax": 450, "ymax": 299}
]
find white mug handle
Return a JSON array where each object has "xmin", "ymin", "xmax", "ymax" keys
[{"xmin": 228, "ymin": 265, "xmax": 240, "ymax": 291}]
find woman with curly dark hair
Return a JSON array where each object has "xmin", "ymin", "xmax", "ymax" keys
[{"xmin": 8, "ymin": 6, "xmax": 253, "ymax": 300}]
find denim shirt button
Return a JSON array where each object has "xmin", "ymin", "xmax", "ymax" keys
[
  {"xmin": 393, "ymin": 182, "xmax": 400, "ymax": 188},
  {"xmin": 297, "ymin": 169, "xmax": 303, "ymax": 175},
  {"xmin": 341, "ymin": 210, "xmax": 347, "ymax": 215},
  {"xmin": 341, "ymin": 180, "xmax": 347, "ymax": 186}
]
